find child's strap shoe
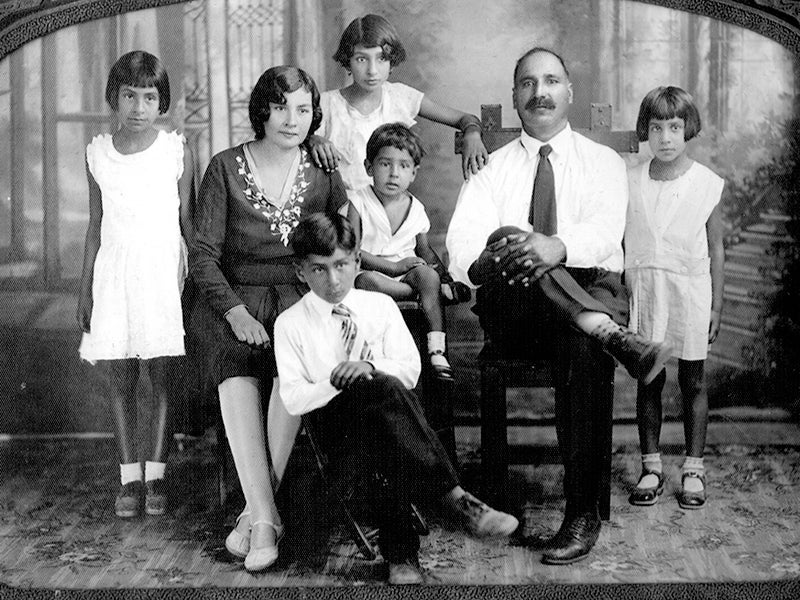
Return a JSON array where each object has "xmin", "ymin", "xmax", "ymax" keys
[
  {"xmin": 677, "ymin": 472, "xmax": 706, "ymax": 509},
  {"xmin": 628, "ymin": 470, "xmax": 665, "ymax": 506}
]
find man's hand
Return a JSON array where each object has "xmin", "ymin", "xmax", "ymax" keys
[
  {"xmin": 307, "ymin": 134, "xmax": 342, "ymax": 173},
  {"xmin": 496, "ymin": 232, "xmax": 566, "ymax": 285},
  {"xmin": 225, "ymin": 305, "xmax": 270, "ymax": 348},
  {"xmin": 330, "ymin": 360, "xmax": 375, "ymax": 390}
]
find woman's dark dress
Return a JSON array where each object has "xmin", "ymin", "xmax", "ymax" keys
[{"xmin": 189, "ymin": 145, "xmax": 348, "ymax": 385}]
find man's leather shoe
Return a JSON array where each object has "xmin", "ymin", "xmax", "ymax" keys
[{"xmin": 540, "ymin": 513, "xmax": 600, "ymax": 565}]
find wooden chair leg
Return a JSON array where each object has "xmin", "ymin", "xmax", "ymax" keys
[
  {"xmin": 596, "ymin": 356, "xmax": 615, "ymax": 521},
  {"xmin": 480, "ymin": 362, "xmax": 507, "ymax": 501},
  {"xmin": 216, "ymin": 409, "xmax": 228, "ymax": 509},
  {"xmin": 301, "ymin": 416, "xmax": 378, "ymax": 561}
]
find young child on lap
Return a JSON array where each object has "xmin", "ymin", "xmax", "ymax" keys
[
  {"xmin": 273, "ymin": 213, "xmax": 517, "ymax": 585},
  {"xmin": 348, "ymin": 123, "xmax": 468, "ymax": 381}
]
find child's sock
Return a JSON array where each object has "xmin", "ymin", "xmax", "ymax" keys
[
  {"xmin": 682, "ymin": 456, "xmax": 705, "ymax": 492},
  {"xmin": 427, "ymin": 331, "xmax": 446, "ymax": 356},
  {"xmin": 637, "ymin": 452, "xmax": 662, "ymax": 489},
  {"xmin": 120, "ymin": 462, "xmax": 143, "ymax": 485},
  {"xmin": 144, "ymin": 461, "xmax": 166, "ymax": 482}
]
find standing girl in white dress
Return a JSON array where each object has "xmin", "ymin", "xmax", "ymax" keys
[
  {"xmin": 625, "ymin": 86, "xmax": 725, "ymax": 510},
  {"xmin": 308, "ymin": 13, "xmax": 488, "ymax": 189},
  {"xmin": 77, "ymin": 51, "xmax": 194, "ymax": 518}
]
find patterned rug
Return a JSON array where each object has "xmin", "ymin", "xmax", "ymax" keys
[{"xmin": 1, "ymin": 434, "xmax": 799, "ymax": 594}]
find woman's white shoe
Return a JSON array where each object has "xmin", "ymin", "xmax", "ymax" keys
[
  {"xmin": 244, "ymin": 520, "xmax": 283, "ymax": 572},
  {"xmin": 224, "ymin": 510, "xmax": 251, "ymax": 558}
]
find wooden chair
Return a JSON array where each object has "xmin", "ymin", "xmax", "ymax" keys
[{"xmin": 455, "ymin": 104, "xmax": 638, "ymax": 519}]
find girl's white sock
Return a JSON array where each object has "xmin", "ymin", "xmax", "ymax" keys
[
  {"xmin": 145, "ymin": 461, "xmax": 166, "ymax": 482},
  {"xmin": 120, "ymin": 462, "xmax": 142, "ymax": 485},
  {"xmin": 427, "ymin": 331, "xmax": 446, "ymax": 355},
  {"xmin": 637, "ymin": 452, "xmax": 662, "ymax": 489},
  {"xmin": 682, "ymin": 456, "xmax": 705, "ymax": 493}
]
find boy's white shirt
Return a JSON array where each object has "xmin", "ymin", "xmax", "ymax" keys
[{"xmin": 274, "ymin": 288, "xmax": 421, "ymax": 416}]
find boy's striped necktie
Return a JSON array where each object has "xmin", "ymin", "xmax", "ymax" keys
[{"xmin": 332, "ymin": 303, "xmax": 374, "ymax": 361}]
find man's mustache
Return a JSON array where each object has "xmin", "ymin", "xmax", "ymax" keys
[{"xmin": 525, "ymin": 97, "xmax": 555, "ymax": 110}]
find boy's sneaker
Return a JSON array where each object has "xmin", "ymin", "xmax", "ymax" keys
[
  {"xmin": 457, "ymin": 492, "xmax": 519, "ymax": 538},
  {"xmin": 387, "ymin": 558, "xmax": 425, "ymax": 585},
  {"xmin": 145, "ymin": 479, "xmax": 167, "ymax": 516},
  {"xmin": 115, "ymin": 481, "xmax": 144, "ymax": 518},
  {"xmin": 601, "ymin": 327, "xmax": 674, "ymax": 385}
]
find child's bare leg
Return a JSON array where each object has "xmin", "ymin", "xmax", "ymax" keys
[
  {"xmin": 142, "ymin": 357, "xmax": 172, "ymax": 515},
  {"xmin": 629, "ymin": 369, "xmax": 667, "ymax": 505},
  {"xmin": 104, "ymin": 359, "xmax": 143, "ymax": 517},
  {"xmin": 355, "ymin": 271, "xmax": 416, "ymax": 299},
  {"xmin": 678, "ymin": 359, "xmax": 708, "ymax": 500},
  {"xmin": 403, "ymin": 265, "xmax": 443, "ymax": 332},
  {"xmin": 105, "ymin": 359, "xmax": 139, "ymax": 466},
  {"xmin": 404, "ymin": 265, "xmax": 454, "ymax": 381},
  {"xmin": 145, "ymin": 357, "xmax": 171, "ymax": 464}
]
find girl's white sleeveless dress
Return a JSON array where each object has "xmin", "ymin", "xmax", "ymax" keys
[
  {"xmin": 79, "ymin": 130, "xmax": 186, "ymax": 362},
  {"xmin": 624, "ymin": 160, "xmax": 724, "ymax": 360}
]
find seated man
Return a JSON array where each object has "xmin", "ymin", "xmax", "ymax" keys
[
  {"xmin": 273, "ymin": 213, "xmax": 518, "ymax": 585},
  {"xmin": 446, "ymin": 47, "xmax": 671, "ymax": 565}
]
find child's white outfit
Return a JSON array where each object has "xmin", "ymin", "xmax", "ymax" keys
[
  {"xmin": 348, "ymin": 186, "xmax": 430, "ymax": 275},
  {"xmin": 79, "ymin": 129, "xmax": 186, "ymax": 362},
  {"xmin": 319, "ymin": 82, "xmax": 423, "ymax": 190},
  {"xmin": 624, "ymin": 160, "xmax": 723, "ymax": 360}
]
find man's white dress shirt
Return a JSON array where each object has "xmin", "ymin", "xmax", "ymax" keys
[
  {"xmin": 446, "ymin": 124, "xmax": 628, "ymax": 287},
  {"xmin": 274, "ymin": 288, "xmax": 421, "ymax": 416}
]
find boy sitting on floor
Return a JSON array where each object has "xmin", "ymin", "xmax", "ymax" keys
[{"xmin": 273, "ymin": 213, "xmax": 518, "ymax": 585}]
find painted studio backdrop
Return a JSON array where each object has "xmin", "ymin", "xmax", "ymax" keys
[{"xmin": 0, "ymin": 0, "xmax": 797, "ymax": 434}]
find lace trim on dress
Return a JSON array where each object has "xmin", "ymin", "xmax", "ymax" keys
[{"xmin": 236, "ymin": 147, "xmax": 311, "ymax": 246}]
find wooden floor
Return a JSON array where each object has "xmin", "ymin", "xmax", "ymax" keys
[{"xmin": 1, "ymin": 428, "xmax": 800, "ymax": 597}]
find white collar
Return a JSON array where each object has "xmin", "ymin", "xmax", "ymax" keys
[
  {"xmin": 519, "ymin": 123, "xmax": 572, "ymax": 160},
  {"xmin": 305, "ymin": 288, "xmax": 360, "ymax": 319}
]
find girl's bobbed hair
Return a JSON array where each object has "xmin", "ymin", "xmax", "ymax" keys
[
  {"xmin": 105, "ymin": 50, "xmax": 170, "ymax": 114},
  {"xmin": 248, "ymin": 66, "xmax": 322, "ymax": 141},
  {"xmin": 636, "ymin": 86, "xmax": 702, "ymax": 142},
  {"xmin": 332, "ymin": 14, "xmax": 406, "ymax": 68}
]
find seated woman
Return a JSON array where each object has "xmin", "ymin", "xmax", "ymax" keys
[{"xmin": 188, "ymin": 65, "xmax": 349, "ymax": 572}]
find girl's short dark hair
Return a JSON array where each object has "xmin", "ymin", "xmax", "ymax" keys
[
  {"xmin": 636, "ymin": 86, "xmax": 702, "ymax": 142},
  {"xmin": 249, "ymin": 66, "xmax": 322, "ymax": 141},
  {"xmin": 332, "ymin": 14, "xmax": 406, "ymax": 68},
  {"xmin": 105, "ymin": 50, "xmax": 171, "ymax": 114},
  {"xmin": 290, "ymin": 213, "xmax": 357, "ymax": 259},
  {"xmin": 366, "ymin": 122, "xmax": 425, "ymax": 166}
]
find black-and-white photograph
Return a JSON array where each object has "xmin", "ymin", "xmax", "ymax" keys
[{"xmin": 0, "ymin": 1, "xmax": 798, "ymax": 597}]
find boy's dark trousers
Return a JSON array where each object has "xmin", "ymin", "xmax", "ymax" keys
[
  {"xmin": 475, "ymin": 265, "xmax": 628, "ymax": 515},
  {"xmin": 307, "ymin": 373, "xmax": 460, "ymax": 562}
]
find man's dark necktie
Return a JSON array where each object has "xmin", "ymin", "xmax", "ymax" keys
[{"xmin": 528, "ymin": 144, "xmax": 557, "ymax": 235}]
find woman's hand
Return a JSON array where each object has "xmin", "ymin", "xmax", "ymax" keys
[
  {"xmin": 393, "ymin": 256, "xmax": 427, "ymax": 276},
  {"xmin": 461, "ymin": 129, "xmax": 489, "ymax": 180},
  {"xmin": 307, "ymin": 134, "xmax": 342, "ymax": 173},
  {"xmin": 225, "ymin": 305, "xmax": 271, "ymax": 348},
  {"xmin": 76, "ymin": 293, "xmax": 93, "ymax": 333}
]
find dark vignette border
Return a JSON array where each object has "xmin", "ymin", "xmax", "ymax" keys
[{"xmin": 0, "ymin": 0, "xmax": 798, "ymax": 598}]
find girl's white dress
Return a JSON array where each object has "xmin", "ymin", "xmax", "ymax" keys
[
  {"xmin": 79, "ymin": 130, "xmax": 186, "ymax": 362},
  {"xmin": 348, "ymin": 186, "xmax": 430, "ymax": 265},
  {"xmin": 624, "ymin": 160, "xmax": 724, "ymax": 360},
  {"xmin": 319, "ymin": 82, "xmax": 424, "ymax": 190}
]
